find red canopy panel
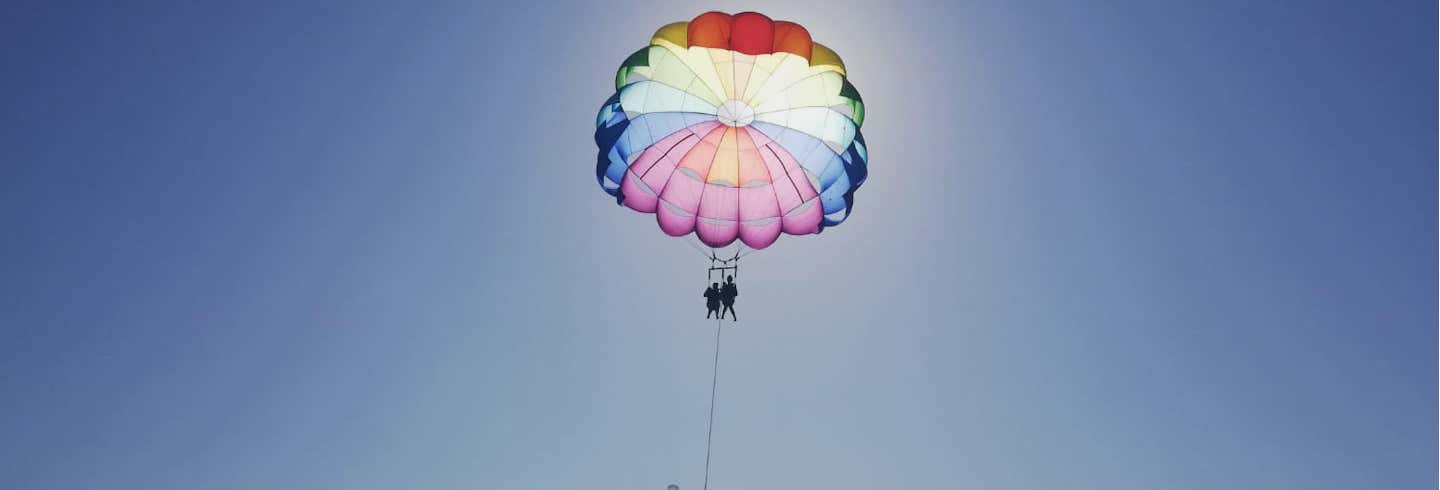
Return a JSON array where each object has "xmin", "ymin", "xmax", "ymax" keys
[{"xmin": 687, "ymin": 11, "xmax": 813, "ymax": 61}]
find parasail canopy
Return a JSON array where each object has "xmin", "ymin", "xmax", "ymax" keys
[{"xmin": 595, "ymin": 11, "xmax": 869, "ymax": 250}]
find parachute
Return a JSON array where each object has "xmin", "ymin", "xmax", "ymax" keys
[
  {"xmin": 591, "ymin": 13, "xmax": 869, "ymax": 489},
  {"xmin": 595, "ymin": 11, "xmax": 869, "ymax": 251}
]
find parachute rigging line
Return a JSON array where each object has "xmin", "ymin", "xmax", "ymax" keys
[
  {"xmin": 702, "ymin": 316, "xmax": 722, "ymax": 490},
  {"xmin": 682, "ymin": 235, "xmax": 714, "ymax": 259}
]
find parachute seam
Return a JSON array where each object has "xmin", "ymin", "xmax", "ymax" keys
[
  {"xmin": 747, "ymin": 67, "xmax": 850, "ymax": 109},
  {"xmin": 762, "ymin": 144, "xmax": 804, "ymax": 205},
  {"xmin": 651, "ymin": 124, "xmax": 728, "ymax": 224},
  {"xmin": 616, "ymin": 113, "xmax": 718, "ymax": 170},
  {"xmin": 739, "ymin": 52, "xmax": 793, "ymax": 105},
  {"xmin": 653, "ymin": 43, "xmax": 730, "ymax": 105},
  {"xmin": 736, "ymin": 127, "xmax": 779, "ymax": 236},
  {"xmin": 689, "ymin": 127, "xmax": 730, "ymax": 246},
  {"xmin": 751, "ymin": 104, "xmax": 861, "ymax": 128},
  {"xmin": 748, "ymin": 112, "xmax": 856, "ymax": 157},
  {"xmin": 749, "ymin": 120, "xmax": 852, "ymax": 169},
  {"xmin": 640, "ymin": 132, "xmax": 700, "ymax": 179},
  {"xmin": 622, "ymin": 80, "xmax": 721, "ymax": 115}
]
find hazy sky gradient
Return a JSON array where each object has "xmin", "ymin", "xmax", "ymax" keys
[{"xmin": 2, "ymin": 1, "xmax": 1435, "ymax": 489}]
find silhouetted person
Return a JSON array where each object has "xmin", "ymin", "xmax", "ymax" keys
[
  {"xmin": 719, "ymin": 275, "xmax": 738, "ymax": 321},
  {"xmin": 704, "ymin": 282, "xmax": 721, "ymax": 318}
]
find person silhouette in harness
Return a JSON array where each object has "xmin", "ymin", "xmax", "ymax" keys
[
  {"xmin": 719, "ymin": 276, "xmax": 738, "ymax": 321},
  {"xmin": 704, "ymin": 282, "xmax": 722, "ymax": 319}
]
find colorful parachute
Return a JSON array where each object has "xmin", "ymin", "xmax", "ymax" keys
[{"xmin": 595, "ymin": 11, "xmax": 869, "ymax": 250}]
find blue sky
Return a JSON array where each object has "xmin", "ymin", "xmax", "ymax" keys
[{"xmin": 1, "ymin": 1, "xmax": 1434, "ymax": 489}]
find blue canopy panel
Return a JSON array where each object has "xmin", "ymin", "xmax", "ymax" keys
[{"xmin": 748, "ymin": 121, "xmax": 867, "ymax": 230}]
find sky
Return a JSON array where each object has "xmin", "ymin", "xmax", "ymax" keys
[{"xmin": 0, "ymin": 1, "xmax": 1435, "ymax": 489}]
